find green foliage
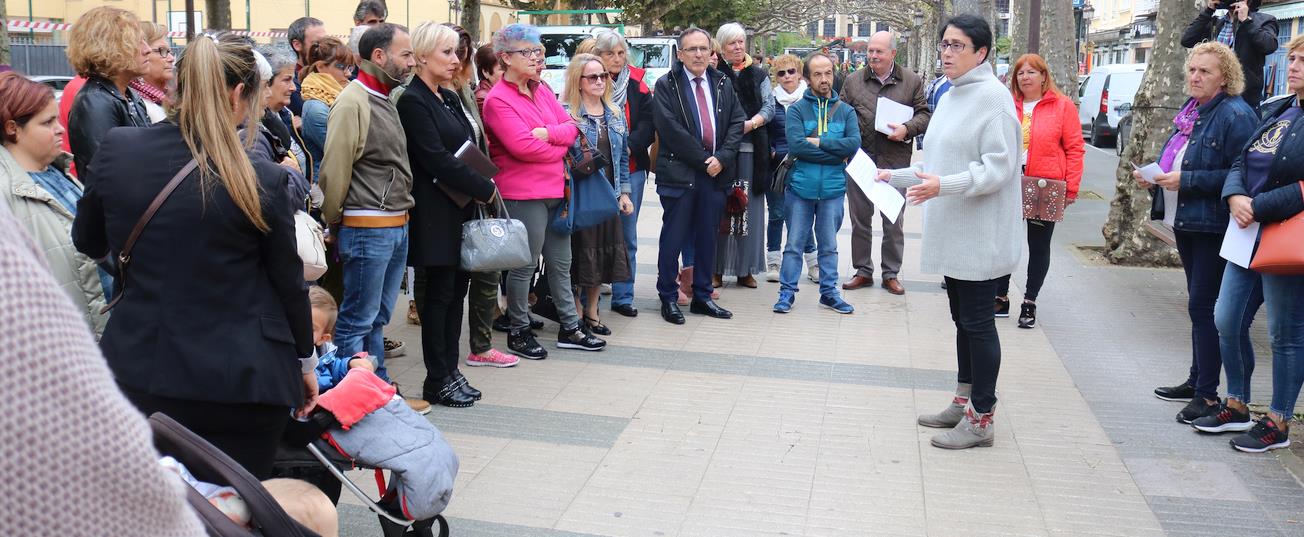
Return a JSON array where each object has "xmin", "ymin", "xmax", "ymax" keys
[
  {"xmin": 657, "ymin": 0, "xmax": 756, "ymax": 32},
  {"xmin": 995, "ymin": 35, "xmax": 1011, "ymax": 61}
]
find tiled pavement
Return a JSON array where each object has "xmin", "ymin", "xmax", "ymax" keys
[{"xmin": 335, "ymin": 146, "xmax": 1304, "ymax": 536}]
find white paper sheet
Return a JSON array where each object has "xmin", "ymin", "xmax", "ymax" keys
[
  {"xmin": 844, "ymin": 149, "xmax": 906, "ymax": 224},
  {"xmin": 874, "ymin": 97, "xmax": 914, "ymax": 137},
  {"xmin": 1137, "ymin": 162, "xmax": 1163, "ymax": 184},
  {"xmin": 1219, "ymin": 220, "xmax": 1260, "ymax": 269},
  {"xmin": 1162, "ymin": 190, "xmax": 1179, "ymax": 227}
]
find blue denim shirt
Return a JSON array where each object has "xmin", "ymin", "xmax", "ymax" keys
[
  {"xmin": 301, "ymin": 99, "xmax": 329, "ymax": 179},
  {"xmin": 570, "ymin": 107, "xmax": 631, "ymax": 194},
  {"xmin": 1150, "ymin": 94, "xmax": 1257, "ymax": 233}
]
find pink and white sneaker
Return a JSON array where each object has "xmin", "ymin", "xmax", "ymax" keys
[{"xmin": 466, "ymin": 349, "xmax": 520, "ymax": 368}]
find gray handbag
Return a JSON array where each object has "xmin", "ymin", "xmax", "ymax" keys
[{"xmin": 460, "ymin": 193, "xmax": 532, "ymax": 272}]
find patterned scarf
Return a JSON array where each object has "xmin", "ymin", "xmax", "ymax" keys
[
  {"xmin": 1159, "ymin": 97, "xmax": 1202, "ymax": 173},
  {"xmin": 610, "ymin": 66, "xmax": 631, "ymax": 110},
  {"xmin": 129, "ymin": 78, "xmax": 168, "ymax": 106},
  {"xmin": 300, "ymin": 72, "xmax": 344, "ymax": 106}
]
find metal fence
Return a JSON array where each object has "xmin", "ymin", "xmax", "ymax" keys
[{"xmin": 8, "ymin": 45, "xmax": 75, "ymax": 77}]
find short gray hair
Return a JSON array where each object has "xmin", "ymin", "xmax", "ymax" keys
[
  {"xmin": 677, "ymin": 27, "xmax": 710, "ymax": 48},
  {"xmin": 715, "ymin": 22, "xmax": 746, "ymax": 48},
  {"xmin": 592, "ymin": 28, "xmax": 627, "ymax": 55},
  {"xmin": 258, "ymin": 44, "xmax": 297, "ymax": 78}
]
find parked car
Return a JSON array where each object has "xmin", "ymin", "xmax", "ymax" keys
[
  {"xmin": 537, "ymin": 25, "xmax": 607, "ymax": 97},
  {"xmin": 27, "ymin": 75, "xmax": 74, "ymax": 102},
  {"xmin": 1078, "ymin": 63, "xmax": 1145, "ymax": 147},
  {"xmin": 1115, "ymin": 102, "xmax": 1133, "ymax": 154},
  {"xmin": 628, "ymin": 36, "xmax": 675, "ymax": 92}
]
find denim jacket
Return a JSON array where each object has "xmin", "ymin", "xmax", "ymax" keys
[
  {"xmin": 1150, "ymin": 93, "xmax": 1257, "ymax": 233},
  {"xmin": 1223, "ymin": 95, "xmax": 1304, "ymax": 224},
  {"xmin": 301, "ymin": 99, "xmax": 329, "ymax": 179},
  {"xmin": 570, "ymin": 107, "xmax": 631, "ymax": 194}
]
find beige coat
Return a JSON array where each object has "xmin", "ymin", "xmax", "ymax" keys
[{"xmin": 0, "ymin": 147, "xmax": 108, "ymax": 334}]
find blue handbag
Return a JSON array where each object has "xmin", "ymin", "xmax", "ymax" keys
[{"xmin": 550, "ymin": 136, "xmax": 619, "ymax": 234}]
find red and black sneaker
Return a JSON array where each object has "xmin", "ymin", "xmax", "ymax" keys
[
  {"xmin": 1192, "ymin": 401, "xmax": 1254, "ymax": 433},
  {"xmin": 1230, "ymin": 417, "xmax": 1291, "ymax": 453}
]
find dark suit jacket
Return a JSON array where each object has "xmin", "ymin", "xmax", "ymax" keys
[
  {"xmin": 652, "ymin": 63, "xmax": 746, "ymax": 189},
  {"xmin": 72, "ymin": 122, "xmax": 313, "ymax": 408},
  {"xmin": 396, "ymin": 77, "xmax": 496, "ymax": 267}
]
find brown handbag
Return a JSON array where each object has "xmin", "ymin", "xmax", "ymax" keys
[
  {"xmin": 1250, "ymin": 182, "xmax": 1304, "ymax": 275},
  {"xmin": 1021, "ymin": 175, "xmax": 1067, "ymax": 222}
]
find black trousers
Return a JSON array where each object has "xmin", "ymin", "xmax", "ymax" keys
[
  {"xmin": 945, "ymin": 276, "xmax": 1003, "ymax": 414},
  {"xmin": 1174, "ymin": 230, "xmax": 1226, "ymax": 401},
  {"xmin": 414, "ymin": 265, "xmax": 471, "ymax": 401},
  {"xmin": 122, "ymin": 388, "xmax": 289, "ymax": 479},
  {"xmin": 996, "ymin": 219, "xmax": 1056, "ymax": 301}
]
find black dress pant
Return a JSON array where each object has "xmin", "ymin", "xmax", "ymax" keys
[
  {"xmin": 945, "ymin": 276, "xmax": 1003, "ymax": 414},
  {"xmin": 996, "ymin": 219, "xmax": 1056, "ymax": 301},
  {"xmin": 414, "ymin": 265, "xmax": 471, "ymax": 401},
  {"xmin": 1174, "ymin": 230, "xmax": 1226, "ymax": 401},
  {"xmin": 122, "ymin": 388, "xmax": 289, "ymax": 479}
]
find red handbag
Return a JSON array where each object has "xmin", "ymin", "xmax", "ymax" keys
[{"xmin": 1250, "ymin": 182, "xmax": 1304, "ymax": 275}]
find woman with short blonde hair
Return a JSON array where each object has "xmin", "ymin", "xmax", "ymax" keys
[
  {"xmin": 66, "ymin": 6, "xmax": 151, "ymax": 179},
  {"xmin": 132, "ymin": 23, "xmax": 174, "ymax": 122}
]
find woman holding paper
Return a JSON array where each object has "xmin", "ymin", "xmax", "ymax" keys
[
  {"xmin": 1134, "ymin": 42, "xmax": 1257, "ymax": 426},
  {"xmin": 396, "ymin": 22, "xmax": 502, "ymax": 408},
  {"xmin": 875, "ymin": 15, "xmax": 1022, "ymax": 450},
  {"xmin": 1201, "ymin": 35, "xmax": 1304, "ymax": 453},
  {"xmin": 995, "ymin": 53, "xmax": 1084, "ymax": 329}
]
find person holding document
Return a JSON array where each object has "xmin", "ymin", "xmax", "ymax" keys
[
  {"xmin": 874, "ymin": 15, "xmax": 1019, "ymax": 449},
  {"xmin": 994, "ymin": 53, "xmax": 1085, "ymax": 328},
  {"xmin": 1201, "ymin": 35, "xmax": 1304, "ymax": 453},
  {"xmin": 1136, "ymin": 42, "xmax": 1257, "ymax": 426},
  {"xmin": 840, "ymin": 30, "xmax": 931, "ymax": 296},
  {"xmin": 397, "ymin": 22, "xmax": 503, "ymax": 408},
  {"xmin": 771, "ymin": 53, "xmax": 859, "ymax": 315}
]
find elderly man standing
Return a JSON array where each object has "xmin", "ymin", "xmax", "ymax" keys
[
  {"xmin": 287, "ymin": 17, "xmax": 326, "ymax": 116},
  {"xmin": 840, "ymin": 31, "xmax": 931, "ymax": 295}
]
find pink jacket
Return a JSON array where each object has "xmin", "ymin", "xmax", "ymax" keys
[{"xmin": 482, "ymin": 80, "xmax": 579, "ymax": 200}]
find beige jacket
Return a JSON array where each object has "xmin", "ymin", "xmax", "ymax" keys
[{"xmin": 0, "ymin": 147, "xmax": 108, "ymax": 334}]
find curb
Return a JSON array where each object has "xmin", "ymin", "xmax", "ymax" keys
[{"xmin": 1278, "ymin": 445, "xmax": 1304, "ymax": 488}]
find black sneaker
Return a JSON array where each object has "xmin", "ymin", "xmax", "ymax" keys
[
  {"xmin": 994, "ymin": 297, "xmax": 1010, "ymax": 318},
  {"xmin": 1176, "ymin": 397, "xmax": 1219, "ymax": 424},
  {"xmin": 1192, "ymin": 402, "xmax": 1254, "ymax": 433},
  {"xmin": 1154, "ymin": 381, "xmax": 1195, "ymax": 402},
  {"xmin": 494, "ymin": 314, "xmax": 544, "ymax": 333},
  {"xmin": 1017, "ymin": 303, "xmax": 1037, "ymax": 329},
  {"xmin": 1231, "ymin": 418, "xmax": 1292, "ymax": 453},
  {"xmin": 507, "ymin": 329, "xmax": 548, "ymax": 360},
  {"xmin": 557, "ymin": 325, "xmax": 606, "ymax": 351}
]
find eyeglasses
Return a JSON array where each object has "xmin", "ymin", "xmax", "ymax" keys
[
  {"xmin": 937, "ymin": 42, "xmax": 971, "ymax": 53},
  {"xmin": 776, "ymin": 68, "xmax": 798, "ymax": 77},
  {"xmin": 150, "ymin": 46, "xmax": 174, "ymax": 57},
  {"xmin": 681, "ymin": 46, "xmax": 712, "ymax": 56},
  {"xmin": 506, "ymin": 48, "xmax": 544, "ymax": 58},
  {"xmin": 581, "ymin": 73, "xmax": 610, "ymax": 83},
  {"xmin": 334, "ymin": 63, "xmax": 356, "ymax": 73}
]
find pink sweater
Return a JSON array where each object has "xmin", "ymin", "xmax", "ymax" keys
[{"xmin": 483, "ymin": 79, "xmax": 579, "ymax": 200}]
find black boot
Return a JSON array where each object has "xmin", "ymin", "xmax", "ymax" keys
[
  {"xmin": 431, "ymin": 375, "xmax": 474, "ymax": 408},
  {"xmin": 452, "ymin": 369, "xmax": 481, "ymax": 400}
]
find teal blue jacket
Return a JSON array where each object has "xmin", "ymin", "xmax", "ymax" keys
[{"xmin": 785, "ymin": 89, "xmax": 861, "ymax": 200}]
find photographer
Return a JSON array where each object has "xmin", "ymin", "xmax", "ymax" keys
[{"xmin": 1181, "ymin": 0, "xmax": 1279, "ymax": 109}]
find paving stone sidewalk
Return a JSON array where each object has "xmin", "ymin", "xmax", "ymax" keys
[{"xmin": 332, "ymin": 146, "xmax": 1304, "ymax": 536}]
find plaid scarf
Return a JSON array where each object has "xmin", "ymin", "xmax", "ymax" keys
[{"xmin": 129, "ymin": 78, "xmax": 168, "ymax": 106}]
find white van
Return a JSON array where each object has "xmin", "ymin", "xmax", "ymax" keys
[
  {"xmin": 537, "ymin": 26, "xmax": 607, "ymax": 97},
  {"xmin": 628, "ymin": 36, "xmax": 676, "ymax": 92},
  {"xmin": 1078, "ymin": 63, "xmax": 1146, "ymax": 146}
]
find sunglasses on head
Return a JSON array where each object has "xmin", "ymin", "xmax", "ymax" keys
[{"xmin": 776, "ymin": 68, "xmax": 798, "ymax": 77}]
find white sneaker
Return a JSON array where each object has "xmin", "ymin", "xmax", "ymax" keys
[
  {"xmin": 765, "ymin": 251, "xmax": 781, "ymax": 282},
  {"xmin": 804, "ymin": 252, "xmax": 819, "ymax": 282}
]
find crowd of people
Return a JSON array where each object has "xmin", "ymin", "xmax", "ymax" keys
[{"xmin": 1, "ymin": 1, "xmax": 1303, "ymax": 533}]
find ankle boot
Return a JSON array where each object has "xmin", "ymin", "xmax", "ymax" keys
[
  {"xmin": 452, "ymin": 369, "xmax": 481, "ymax": 400},
  {"xmin": 918, "ymin": 383, "xmax": 972, "ymax": 428},
  {"xmin": 434, "ymin": 375, "xmax": 475, "ymax": 408},
  {"xmin": 930, "ymin": 403, "xmax": 995, "ymax": 449}
]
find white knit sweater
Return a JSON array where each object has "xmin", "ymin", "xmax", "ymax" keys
[{"xmin": 888, "ymin": 63, "xmax": 1023, "ymax": 281}]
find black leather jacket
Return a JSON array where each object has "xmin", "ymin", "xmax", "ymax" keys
[
  {"xmin": 68, "ymin": 76, "xmax": 151, "ymax": 183},
  {"xmin": 1181, "ymin": 9, "xmax": 1279, "ymax": 108}
]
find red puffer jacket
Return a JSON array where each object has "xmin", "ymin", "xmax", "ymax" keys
[{"xmin": 1017, "ymin": 91, "xmax": 1085, "ymax": 200}]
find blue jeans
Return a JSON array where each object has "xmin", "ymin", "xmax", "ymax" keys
[
  {"xmin": 779, "ymin": 191, "xmax": 844, "ymax": 298},
  {"xmin": 611, "ymin": 170, "xmax": 646, "ymax": 307},
  {"xmin": 334, "ymin": 224, "xmax": 408, "ymax": 382},
  {"xmin": 765, "ymin": 188, "xmax": 815, "ymax": 254},
  {"xmin": 1264, "ymin": 273, "xmax": 1304, "ymax": 417},
  {"xmin": 1214, "ymin": 262, "xmax": 1264, "ymax": 404}
]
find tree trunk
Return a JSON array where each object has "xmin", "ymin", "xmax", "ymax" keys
[
  {"xmin": 460, "ymin": 0, "xmax": 482, "ymax": 41},
  {"xmin": 1009, "ymin": 0, "xmax": 1078, "ymax": 101},
  {"xmin": 1101, "ymin": 0, "xmax": 1194, "ymax": 266},
  {"xmin": 0, "ymin": 0, "xmax": 11, "ymax": 67},
  {"xmin": 206, "ymin": 0, "xmax": 232, "ymax": 30}
]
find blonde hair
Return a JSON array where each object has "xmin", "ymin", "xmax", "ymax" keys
[
  {"xmin": 308, "ymin": 286, "xmax": 338, "ymax": 331},
  {"xmin": 67, "ymin": 7, "xmax": 143, "ymax": 79},
  {"xmin": 138, "ymin": 22, "xmax": 168, "ymax": 45},
  {"xmin": 1187, "ymin": 41, "xmax": 1246, "ymax": 96},
  {"xmin": 575, "ymin": 38, "xmax": 597, "ymax": 55},
  {"xmin": 563, "ymin": 53, "xmax": 616, "ymax": 121},
  {"xmin": 173, "ymin": 33, "xmax": 268, "ymax": 232},
  {"xmin": 410, "ymin": 21, "xmax": 460, "ymax": 78},
  {"xmin": 1289, "ymin": 34, "xmax": 1304, "ymax": 55},
  {"xmin": 770, "ymin": 53, "xmax": 801, "ymax": 80}
]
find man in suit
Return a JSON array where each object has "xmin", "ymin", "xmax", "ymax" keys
[{"xmin": 651, "ymin": 27, "xmax": 746, "ymax": 324}]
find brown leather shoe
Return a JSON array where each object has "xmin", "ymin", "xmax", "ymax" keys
[
  {"xmin": 712, "ymin": 273, "xmax": 724, "ymax": 288},
  {"xmin": 882, "ymin": 278, "xmax": 906, "ymax": 295},
  {"xmin": 842, "ymin": 275, "xmax": 873, "ymax": 290},
  {"xmin": 737, "ymin": 275, "xmax": 758, "ymax": 288}
]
